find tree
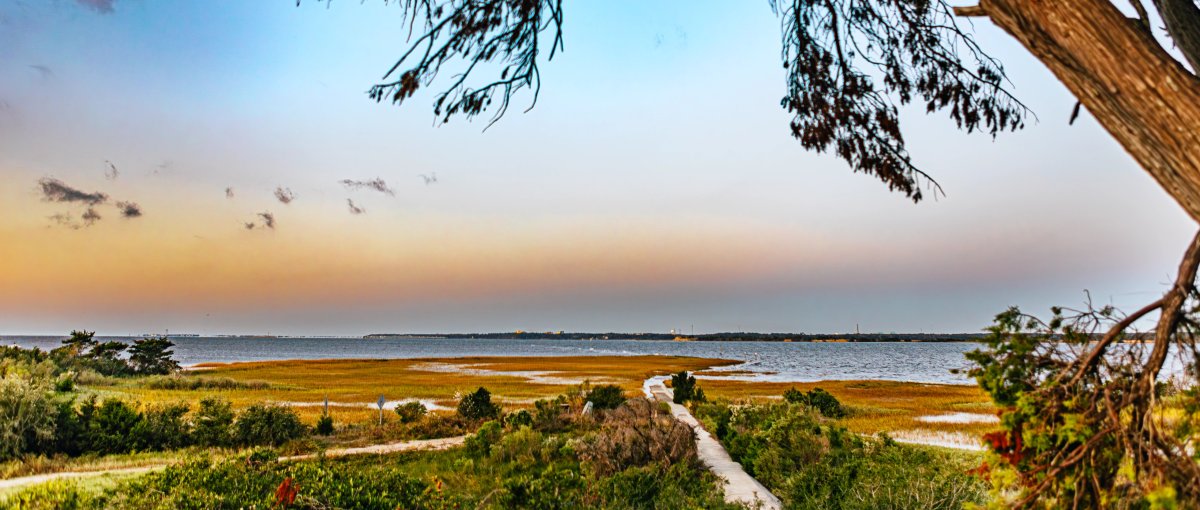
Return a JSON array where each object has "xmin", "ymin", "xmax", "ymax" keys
[
  {"xmin": 319, "ymin": 1, "xmax": 1200, "ymax": 505},
  {"xmin": 127, "ymin": 337, "xmax": 180, "ymax": 375},
  {"xmin": 457, "ymin": 387, "xmax": 502, "ymax": 421},
  {"xmin": 670, "ymin": 371, "xmax": 705, "ymax": 405}
]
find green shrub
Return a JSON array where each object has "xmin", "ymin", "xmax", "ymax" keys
[
  {"xmin": 1, "ymin": 479, "xmax": 93, "ymax": 510},
  {"xmin": 89, "ymin": 400, "xmax": 142, "ymax": 454},
  {"xmin": 100, "ymin": 454, "xmax": 459, "ymax": 509},
  {"xmin": 192, "ymin": 397, "xmax": 235, "ymax": 447},
  {"xmin": 53, "ymin": 375, "xmax": 75, "ymax": 393},
  {"xmin": 670, "ymin": 371, "xmax": 706, "ymax": 404},
  {"xmin": 234, "ymin": 404, "xmax": 307, "ymax": 447},
  {"xmin": 464, "ymin": 420, "xmax": 503, "ymax": 458},
  {"xmin": 783, "ymin": 387, "xmax": 846, "ymax": 418},
  {"xmin": 0, "ymin": 374, "xmax": 56, "ymax": 460},
  {"xmin": 315, "ymin": 414, "xmax": 335, "ymax": 436},
  {"xmin": 504, "ymin": 409, "xmax": 533, "ymax": 429},
  {"xmin": 533, "ymin": 395, "xmax": 567, "ymax": 431},
  {"xmin": 457, "ymin": 387, "xmax": 501, "ymax": 421},
  {"xmin": 585, "ymin": 384, "xmax": 626, "ymax": 410},
  {"xmin": 394, "ymin": 401, "xmax": 427, "ymax": 423},
  {"xmin": 695, "ymin": 401, "xmax": 986, "ymax": 509},
  {"xmin": 131, "ymin": 403, "xmax": 191, "ymax": 450}
]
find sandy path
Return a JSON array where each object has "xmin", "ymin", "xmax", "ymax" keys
[
  {"xmin": 644, "ymin": 376, "xmax": 782, "ymax": 510},
  {"xmin": 0, "ymin": 436, "xmax": 468, "ymax": 493}
]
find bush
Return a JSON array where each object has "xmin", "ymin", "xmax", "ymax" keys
[
  {"xmin": 694, "ymin": 401, "xmax": 986, "ymax": 509},
  {"xmin": 394, "ymin": 401, "xmax": 427, "ymax": 423},
  {"xmin": 457, "ymin": 387, "xmax": 501, "ymax": 421},
  {"xmin": 586, "ymin": 384, "xmax": 626, "ymax": 410},
  {"xmin": 533, "ymin": 395, "xmax": 568, "ymax": 431},
  {"xmin": 89, "ymin": 400, "xmax": 142, "ymax": 455},
  {"xmin": 783, "ymin": 387, "xmax": 846, "ymax": 418},
  {"xmin": 234, "ymin": 404, "xmax": 307, "ymax": 447},
  {"xmin": 130, "ymin": 403, "xmax": 191, "ymax": 451},
  {"xmin": 192, "ymin": 398, "xmax": 235, "ymax": 447},
  {"xmin": 0, "ymin": 374, "xmax": 57, "ymax": 460},
  {"xmin": 53, "ymin": 375, "xmax": 75, "ymax": 393},
  {"xmin": 315, "ymin": 414, "xmax": 334, "ymax": 436},
  {"xmin": 504, "ymin": 409, "xmax": 533, "ymax": 429},
  {"xmin": 464, "ymin": 420, "xmax": 503, "ymax": 458},
  {"xmin": 97, "ymin": 454, "xmax": 460, "ymax": 509},
  {"xmin": 579, "ymin": 398, "xmax": 697, "ymax": 476},
  {"xmin": 670, "ymin": 371, "xmax": 705, "ymax": 404}
]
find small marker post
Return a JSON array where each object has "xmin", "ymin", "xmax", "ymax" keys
[{"xmin": 377, "ymin": 395, "xmax": 386, "ymax": 426}]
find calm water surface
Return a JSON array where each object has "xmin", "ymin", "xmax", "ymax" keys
[{"xmin": 1, "ymin": 336, "xmax": 979, "ymax": 385}]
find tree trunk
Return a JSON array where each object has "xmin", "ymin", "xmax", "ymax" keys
[{"xmin": 959, "ymin": 0, "xmax": 1200, "ymax": 224}]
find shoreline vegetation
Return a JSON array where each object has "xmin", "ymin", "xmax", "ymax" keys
[{"xmin": 3, "ymin": 335, "xmax": 997, "ymax": 508}]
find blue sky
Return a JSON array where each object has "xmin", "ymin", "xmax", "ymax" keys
[{"xmin": 0, "ymin": 0, "xmax": 1193, "ymax": 335}]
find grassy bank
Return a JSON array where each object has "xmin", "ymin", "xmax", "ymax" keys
[{"xmin": 97, "ymin": 356, "xmax": 737, "ymax": 424}]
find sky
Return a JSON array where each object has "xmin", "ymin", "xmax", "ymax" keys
[{"xmin": 0, "ymin": 0, "xmax": 1194, "ymax": 336}]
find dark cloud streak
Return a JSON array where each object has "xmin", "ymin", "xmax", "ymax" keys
[
  {"xmin": 116, "ymin": 201, "xmax": 141, "ymax": 218},
  {"xmin": 340, "ymin": 178, "xmax": 395, "ymax": 196},
  {"xmin": 38, "ymin": 177, "xmax": 108, "ymax": 205},
  {"xmin": 347, "ymin": 199, "xmax": 365, "ymax": 215}
]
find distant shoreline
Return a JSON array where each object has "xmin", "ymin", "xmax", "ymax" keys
[{"xmin": 362, "ymin": 332, "xmax": 987, "ymax": 342}]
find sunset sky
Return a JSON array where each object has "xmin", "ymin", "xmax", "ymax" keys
[{"xmin": 0, "ymin": 0, "xmax": 1193, "ymax": 336}]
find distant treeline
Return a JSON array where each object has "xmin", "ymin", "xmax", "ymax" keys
[{"xmin": 363, "ymin": 332, "xmax": 989, "ymax": 342}]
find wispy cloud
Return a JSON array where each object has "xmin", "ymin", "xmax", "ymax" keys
[
  {"xmin": 74, "ymin": 0, "xmax": 115, "ymax": 14},
  {"xmin": 243, "ymin": 211, "xmax": 276, "ymax": 230},
  {"xmin": 339, "ymin": 178, "xmax": 395, "ymax": 196},
  {"xmin": 38, "ymin": 177, "xmax": 108, "ymax": 205},
  {"xmin": 419, "ymin": 173, "xmax": 438, "ymax": 185},
  {"xmin": 274, "ymin": 187, "xmax": 295, "ymax": 204},
  {"xmin": 347, "ymin": 199, "xmax": 365, "ymax": 215},
  {"xmin": 81, "ymin": 207, "xmax": 101, "ymax": 225},
  {"xmin": 116, "ymin": 201, "xmax": 141, "ymax": 218},
  {"xmin": 28, "ymin": 65, "xmax": 53, "ymax": 80},
  {"xmin": 104, "ymin": 160, "xmax": 119, "ymax": 181},
  {"xmin": 225, "ymin": 187, "xmax": 235, "ymax": 199}
]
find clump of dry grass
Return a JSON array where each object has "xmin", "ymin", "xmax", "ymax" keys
[{"xmin": 578, "ymin": 398, "xmax": 697, "ymax": 476}]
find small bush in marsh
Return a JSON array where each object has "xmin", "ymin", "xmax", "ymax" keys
[{"xmin": 394, "ymin": 401, "xmax": 427, "ymax": 423}]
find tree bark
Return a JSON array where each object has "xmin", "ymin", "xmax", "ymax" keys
[
  {"xmin": 1153, "ymin": 0, "xmax": 1200, "ymax": 72},
  {"xmin": 960, "ymin": 0, "xmax": 1200, "ymax": 224}
]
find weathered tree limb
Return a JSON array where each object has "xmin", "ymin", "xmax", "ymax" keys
[
  {"xmin": 964, "ymin": 0, "xmax": 1200, "ymax": 223},
  {"xmin": 1152, "ymin": 0, "xmax": 1200, "ymax": 71}
]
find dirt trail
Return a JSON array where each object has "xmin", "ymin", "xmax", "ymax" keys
[
  {"xmin": 0, "ymin": 435, "xmax": 468, "ymax": 493},
  {"xmin": 644, "ymin": 376, "xmax": 783, "ymax": 510}
]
